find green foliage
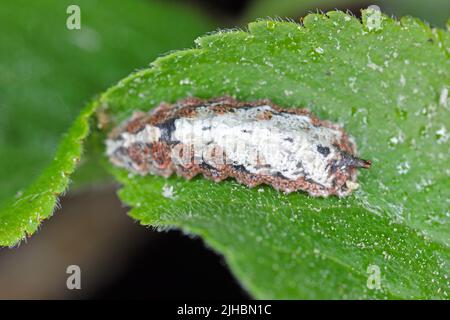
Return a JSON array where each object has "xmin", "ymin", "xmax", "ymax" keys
[
  {"xmin": 0, "ymin": 102, "xmax": 97, "ymax": 245},
  {"xmin": 0, "ymin": 0, "xmax": 211, "ymax": 205},
  {"xmin": 1, "ymin": 7, "xmax": 449, "ymax": 299}
]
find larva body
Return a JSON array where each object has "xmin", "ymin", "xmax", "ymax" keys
[{"xmin": 106, "ymin": 97, "xmax": 370, "ymax": 197}]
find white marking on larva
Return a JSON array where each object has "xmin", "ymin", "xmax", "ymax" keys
[
  {"xmin": 172, "ymin": 105, "xmax": 343, "ymax": 189},
  {"xmin": 106, "ymin": 97, "xmax": 371, "ymax": 197},
  {"xmin": 106, "ymin": 139, "xmax": 124, "ymax": 156},
  {"xmin": 345, "ymin": 181, "xmax": 359, "ymax": 192}
]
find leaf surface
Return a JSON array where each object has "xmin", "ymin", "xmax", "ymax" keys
[{"xmin": 100, "ymin": 10, "xmax": 450, "ymax": 298}]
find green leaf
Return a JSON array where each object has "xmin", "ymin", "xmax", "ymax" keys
[
  {"xmin": 0, "ymin": 0, "xmax": 212, "ymax": 206},
  {"xmin": 2, "ymin": 8, "xmax": 449, "ymax": 299},
  {"xmin": 0, "ymin": 0, "xmax": 211, "ymax": 245},
  {"xmin": 100, "ymin": 11, "xmax": 450, "ymax": 298},
  {"xmin": 0, "ymin": 102, "xmax": 97, "ymax": 245}
]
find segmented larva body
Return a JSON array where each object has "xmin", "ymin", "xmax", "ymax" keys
[{"xmin": 106, "ymin": 97, "xmax": 371, "ymax": 197}]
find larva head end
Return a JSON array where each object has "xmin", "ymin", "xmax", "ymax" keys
[
  {"xmin": 355, "ymin": 158, "xmax": 371, "ymax": 169},
  {"xmin": 338, "ymin": 152, "xmax": 372, "ymax": 170}
]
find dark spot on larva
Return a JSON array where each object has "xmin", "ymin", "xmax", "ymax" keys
[
  {"xmin": 202, "ymin": 126, "xmax": 212, "ymax": 130},
  {"xmin": 284, "ymin": 137, "xmax": 294, "ymax": 143},
  {"xmin": 233, "ymin": 164, "xmax": 250, "ymax": 173},
  {"xmin": 269, "ymin": 110, "xmax": 283, "ymax": 117},
  {"xmin": 200, "ymin": 162, "xmax": 216, "ymax": 171},
  {"xmin": 275, "ymin": 172, "xmax": 287, "ymax": 179},
  {"xmin": 255, "ymin": 164, "xmax": 271, "ymax": 169},
  {"xmin": 296, "ymin": 162, "xmax": 303, "ymax": 168},
  {"xmin": 317, "ymin": 144, "xmax": 330, "ymax": 157},
  {"xmin": 242, "ymin": 129, "xmax": 252, "ymax": 133},
  {"xmin": 166, "ymin": 140, "xmax": 180, "ymax": 146},
  {"xmin": 200, "ymin": 163, "xmax": 221, "ymax": 177},
  {"xmin": 156, "ymin": 118, "xmax": 176, "ymax": 142}
]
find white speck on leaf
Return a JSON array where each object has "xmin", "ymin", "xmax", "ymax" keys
[
  {"xmin": 400, "ymin": 74, "xmax": 406, "ymax": 87},
  {"xmin": 439, "ymin": 87, "xmax": 448, "ymax": 109},
  {"xmin": 396, "ymin": 161, "xmax": 410, "ymax": 175},
  {"xmin": 367, "ymin": 54, "xmax": 383, "ymax": 72},
  {"xmin": 179, "ymin": 78, "xmax": 192, "ymax": 85},
  {"xmin": 397, "ymin": 94, "xmax": 406, "ymax": 105},
  {"xmin": 365, "ymin": 5, "xmax": 382, "ymax": 31},
  {"xmin": 436, "ymin": 125, "xmax": 448, "ymax": 144},
  {"xmin": 389, "ymin": 130, "xmax": 404, "ymax": 146},
  {"xmin": 162, "ymin": 184, "xmax": 177, "ymax": 200},
  {"xmin": 348, "ymin": 77, "xmax": 358, "ymax": 93},
  {"xmin": 284, "ymin": 89, "xmax": 293, "ymax": 96},
  {"xmin": 415, "ymin": 178, "xmax": 433, "ymax": 191}
]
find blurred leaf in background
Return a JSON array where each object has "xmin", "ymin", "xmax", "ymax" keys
[
  {"xmin": 0, "ymin": 0, "xmax": 212, "ymax": 204},
  {"xmin": 245, "ymin": 0, "xmax": 450, "ymax": 27},
  {"xmin": 382, "ymin": 0, "xmax": 450, "ymax": 27}
]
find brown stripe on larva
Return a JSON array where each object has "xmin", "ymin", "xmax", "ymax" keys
[{"xmin": 106, "ymin": 97, "xmax": 371, "ymax": 197}]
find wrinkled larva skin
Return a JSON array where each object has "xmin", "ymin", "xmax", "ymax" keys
[{"xmin": 106, "ymin": 97, "xmax": 371, "ymax": 197}]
